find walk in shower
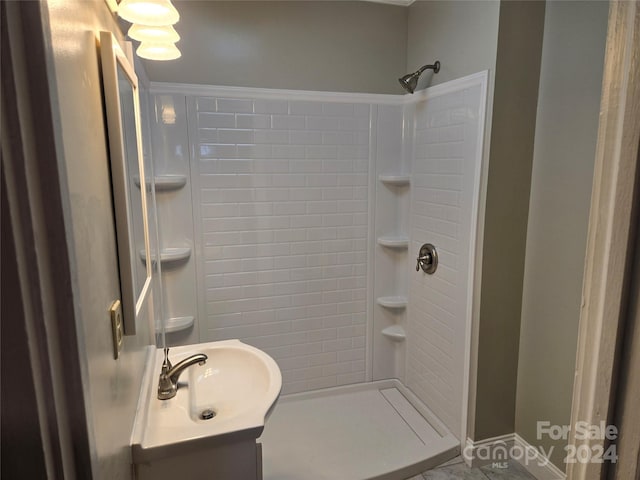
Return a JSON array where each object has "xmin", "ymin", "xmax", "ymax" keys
[{"xmin": 146, "ymin": 71, "xmax": 488, "ymax": 479}]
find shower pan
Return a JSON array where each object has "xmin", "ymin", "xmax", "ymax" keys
[{"xmin": 147, "ymin": 70, "xmax": 488, "ymax": 479}]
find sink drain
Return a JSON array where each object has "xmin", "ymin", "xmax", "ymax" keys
[{"xmin": 200, "ymin": 408, "xmax": 216, "ymax": 420}]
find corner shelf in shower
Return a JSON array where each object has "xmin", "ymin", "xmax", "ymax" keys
[
  {"xmin": 139, "ymin": 247, "xmax": 191, "ymax": 267},
  {"xmin": 377, "ymin": 235, "xmax": 409, "ymax": 249},
  {"xmin": 378, "ymin": 174, "xmax": 410, "ymax": 186},
  {"xmin": 377, "ymin": 296, "xmax": 408, "ymax": 309},
  {"xmin": 381, "ymin": 325, "xmax": 406, "ymax": 342},
  {"xmin": 155, "ymin": 316, "xmax": 195, "ymax": 334},
  {"xmin": 134, "ymin": 174, "xmax": 187, "ymax": 192}
]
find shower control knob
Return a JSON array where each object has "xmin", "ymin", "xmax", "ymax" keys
[
  {"xmin": 416, "ymin": 254, "xmax": 429, "ymax": 271},
  {"xmin": 416, "ymin": 243, "xmax": 438, "ymax": 274}
]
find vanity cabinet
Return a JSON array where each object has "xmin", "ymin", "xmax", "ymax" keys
[
  {"xmin": 134, "ymin": 439, "xmax": 263, "ymax": 480},
  {"xmin": 131, "ymin": 341, "xmax": 281, "ymax": 480}
]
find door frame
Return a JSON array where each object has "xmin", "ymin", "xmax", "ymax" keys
[
  {"xmin": 567, "ymin": 1, "xmax": 640, "ymax": 479},
  {"xmin": 1, "ymin": 2, "xmax": 95, "ymax": 478}
]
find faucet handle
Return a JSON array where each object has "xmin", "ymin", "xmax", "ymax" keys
[{"xmin": 162, "ymin": 347, "xmax": 172, "ymax": 371}]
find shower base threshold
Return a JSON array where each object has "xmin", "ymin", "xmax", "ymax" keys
[{"xmin": 260, "ymin": 379, "xmax": 459, "ymax": 480}]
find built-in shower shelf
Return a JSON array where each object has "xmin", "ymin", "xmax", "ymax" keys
[
  {"xmin": 379, "ymin": 174, "xmax": 410, "ymax": 186},
  {"xmin": 134, "ymin": 174, "xmax": 187, "ymax": 192},
  {"xmin": 377, "ymin": 235, "xmax": 409, "ymax": 248},
  {"xmin": 140, "ymin": 247, "xmax": 191, "ymax": 267},
  {"xmin": 381, "ymin": 325, "xmax": 406, "ymax": 342},
  {"xmin": 377, "ymin": 296, "xmax": 408, "ymax": 309},
  {"xmin": 155, "ymin": 316, "xmax": 194, "ymax": 334}
]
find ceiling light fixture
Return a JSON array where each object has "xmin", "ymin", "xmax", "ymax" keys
[
  {"xmin": 136, "ymin": 42, "xmax": 182, "ymax": 61},
  {"xmin": 117, "ymin": 0, "xmax": 180, "ymax": 26},
  {"xmin": 128, "ymin": 24, "xmax": 180, "ymax": 43}
]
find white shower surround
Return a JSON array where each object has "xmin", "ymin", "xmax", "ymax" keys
[
  {"xmin": 192, "ymin": 95, "xmax": 373, "ymax": 396},
  {"xmin": 406, "ymin": 78, "xmax": 487, "ymax": 440},
  {"xmin": 148, "ymin": 71, "xmax": 487, "ymax": 441}
]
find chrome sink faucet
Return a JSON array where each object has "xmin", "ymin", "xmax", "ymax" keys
[{"xmin": 157, "ymin": 348, "xmax": 208, "ymax": 400}]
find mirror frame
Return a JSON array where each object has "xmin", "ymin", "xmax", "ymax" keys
[{"xmin": 100, "ymin": 31, "xmax": 152, "ymax": 335}]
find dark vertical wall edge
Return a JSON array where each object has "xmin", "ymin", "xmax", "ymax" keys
[{"xmin": 473, "ymin": 0, "xmax": 547, "ymax": 440}]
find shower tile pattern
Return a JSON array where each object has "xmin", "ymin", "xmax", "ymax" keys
[
  {"xmin": 407, "ymin": 85, "xmax": 484, "ymax": 436},
  {"xmin": 191, "ymin": 96, "xmax": 371, "ymax": 394}
]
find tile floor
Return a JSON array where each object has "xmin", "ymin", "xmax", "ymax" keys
[{"xmin": 409, "ymin": 456, "xmax": 538, "ymax": 480}]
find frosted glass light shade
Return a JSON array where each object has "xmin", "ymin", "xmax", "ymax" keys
[
  {"xmin": 136, "ymin": 42, "xmax": 181, "ymax": 61},
  {"xmin": 128, "ymin": 24, "xmax": 180, "ymax": 43},
  {"xmin": 118, "ymin": 0, "xmax": 179, "ymax": 26}
]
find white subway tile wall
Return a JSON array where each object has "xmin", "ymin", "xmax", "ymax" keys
[
  {"xmin": 406, "ymin": 85, "xmax": 484, "ymax": 436},
  {"xmin": 193, "ymin": 97, "xmax": 371, "ymax": 394}
]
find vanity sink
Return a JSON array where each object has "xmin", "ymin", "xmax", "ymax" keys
[
  {"xmin": 131, "ymin": 339, "xmax": 282, "ymax": 465},
  {"xmin": 188, "ymin": 341, "xmax": 280, "ymax": 424}
]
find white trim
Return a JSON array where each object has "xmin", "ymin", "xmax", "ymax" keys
[
  {"xmin": 463, "ymin": 433, "xmax": 515, "ymax": 468},
  {"xmin": 407, "ymin": 71, "xmax": 490, "ymax": 104},
  {"xmin": 513, "ymin": 434, "xmax": 566, "ymax": 480},
  {"xmin": 365, "ymin": 104, "xmax": 378, "ymax": 383},
  {"xmin": 148, "ymin": 71, "xmax": 489, "ymax": 107},
  {"xmin": 460, "ymin": 70, "xmax": 489, "ymax": 444},
  {"xmin": 185, "ymin": 95, "xmax": 207, "ymax": 345},
  {"xmin": 149, "ymin": 81, "xmax": 403, "ymax": 104}
]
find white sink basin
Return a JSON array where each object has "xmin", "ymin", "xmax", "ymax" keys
[
  {"xmin": 132, "ymin": 339, "xmax": 282, "ymax": 463},
  {"xmin": 188, "ymin": 341, "xmax": 279, "ymax": 423}
]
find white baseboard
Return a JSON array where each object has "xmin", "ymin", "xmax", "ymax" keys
[
  {"xmin": 463, "ymin": 433, "xmax": 566, "ymax": 480},
  {"xmin": 464, "ymin": 433, "xmax": 515, "ymax": 468},
  {"xmin": 513, "ymin": 434, "xmax": 566, "ymax": 480}
]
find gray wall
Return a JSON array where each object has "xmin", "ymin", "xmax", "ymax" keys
[
  {"xmin": 44, "ymin": 1, "xmax": 153, "ymax": 477},
  {"xmin": 142, "ymin": 1, "xmax": 408, "ymax": 94},
  {"xmin": 407, "ymin": 1, "xmax": 500, "ymax": 89},
  {"xmin": 473, "ymin": 0, "xmax": 546, "ymax": 441},
  {"xmin": 515, "ymin": 1, "xmax": 608, "ymax": 470}
]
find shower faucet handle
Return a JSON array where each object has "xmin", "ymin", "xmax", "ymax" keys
[
  {"xmin": 416, "ymin": 253, "xmax": 432, "ymax": 271},
  {"xmin": 416, "ymin": 243, "xmax": 438, "ymax": 274}
]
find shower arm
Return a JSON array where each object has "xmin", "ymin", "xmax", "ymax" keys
[{"xmin": 417, "ymin": 61, "xmax": 441, "ymax": 75}]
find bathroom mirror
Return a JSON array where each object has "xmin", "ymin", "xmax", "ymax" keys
[{"xmin": 100, "ymin": 31, "xmax": 152, "ymax": 335}]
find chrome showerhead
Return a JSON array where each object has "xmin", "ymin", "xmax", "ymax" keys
[
  {"xmin": 398, "ymin": 61, "xmax": 441, "ymax": 94},
  {"xmin": 398, "ymin": 72, "xmax": 420, "ymax": 94}
]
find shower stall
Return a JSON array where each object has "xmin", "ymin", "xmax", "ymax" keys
[{"xmin": 146, "ymin": 71, "xmax": 488, "ymax": 479}]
